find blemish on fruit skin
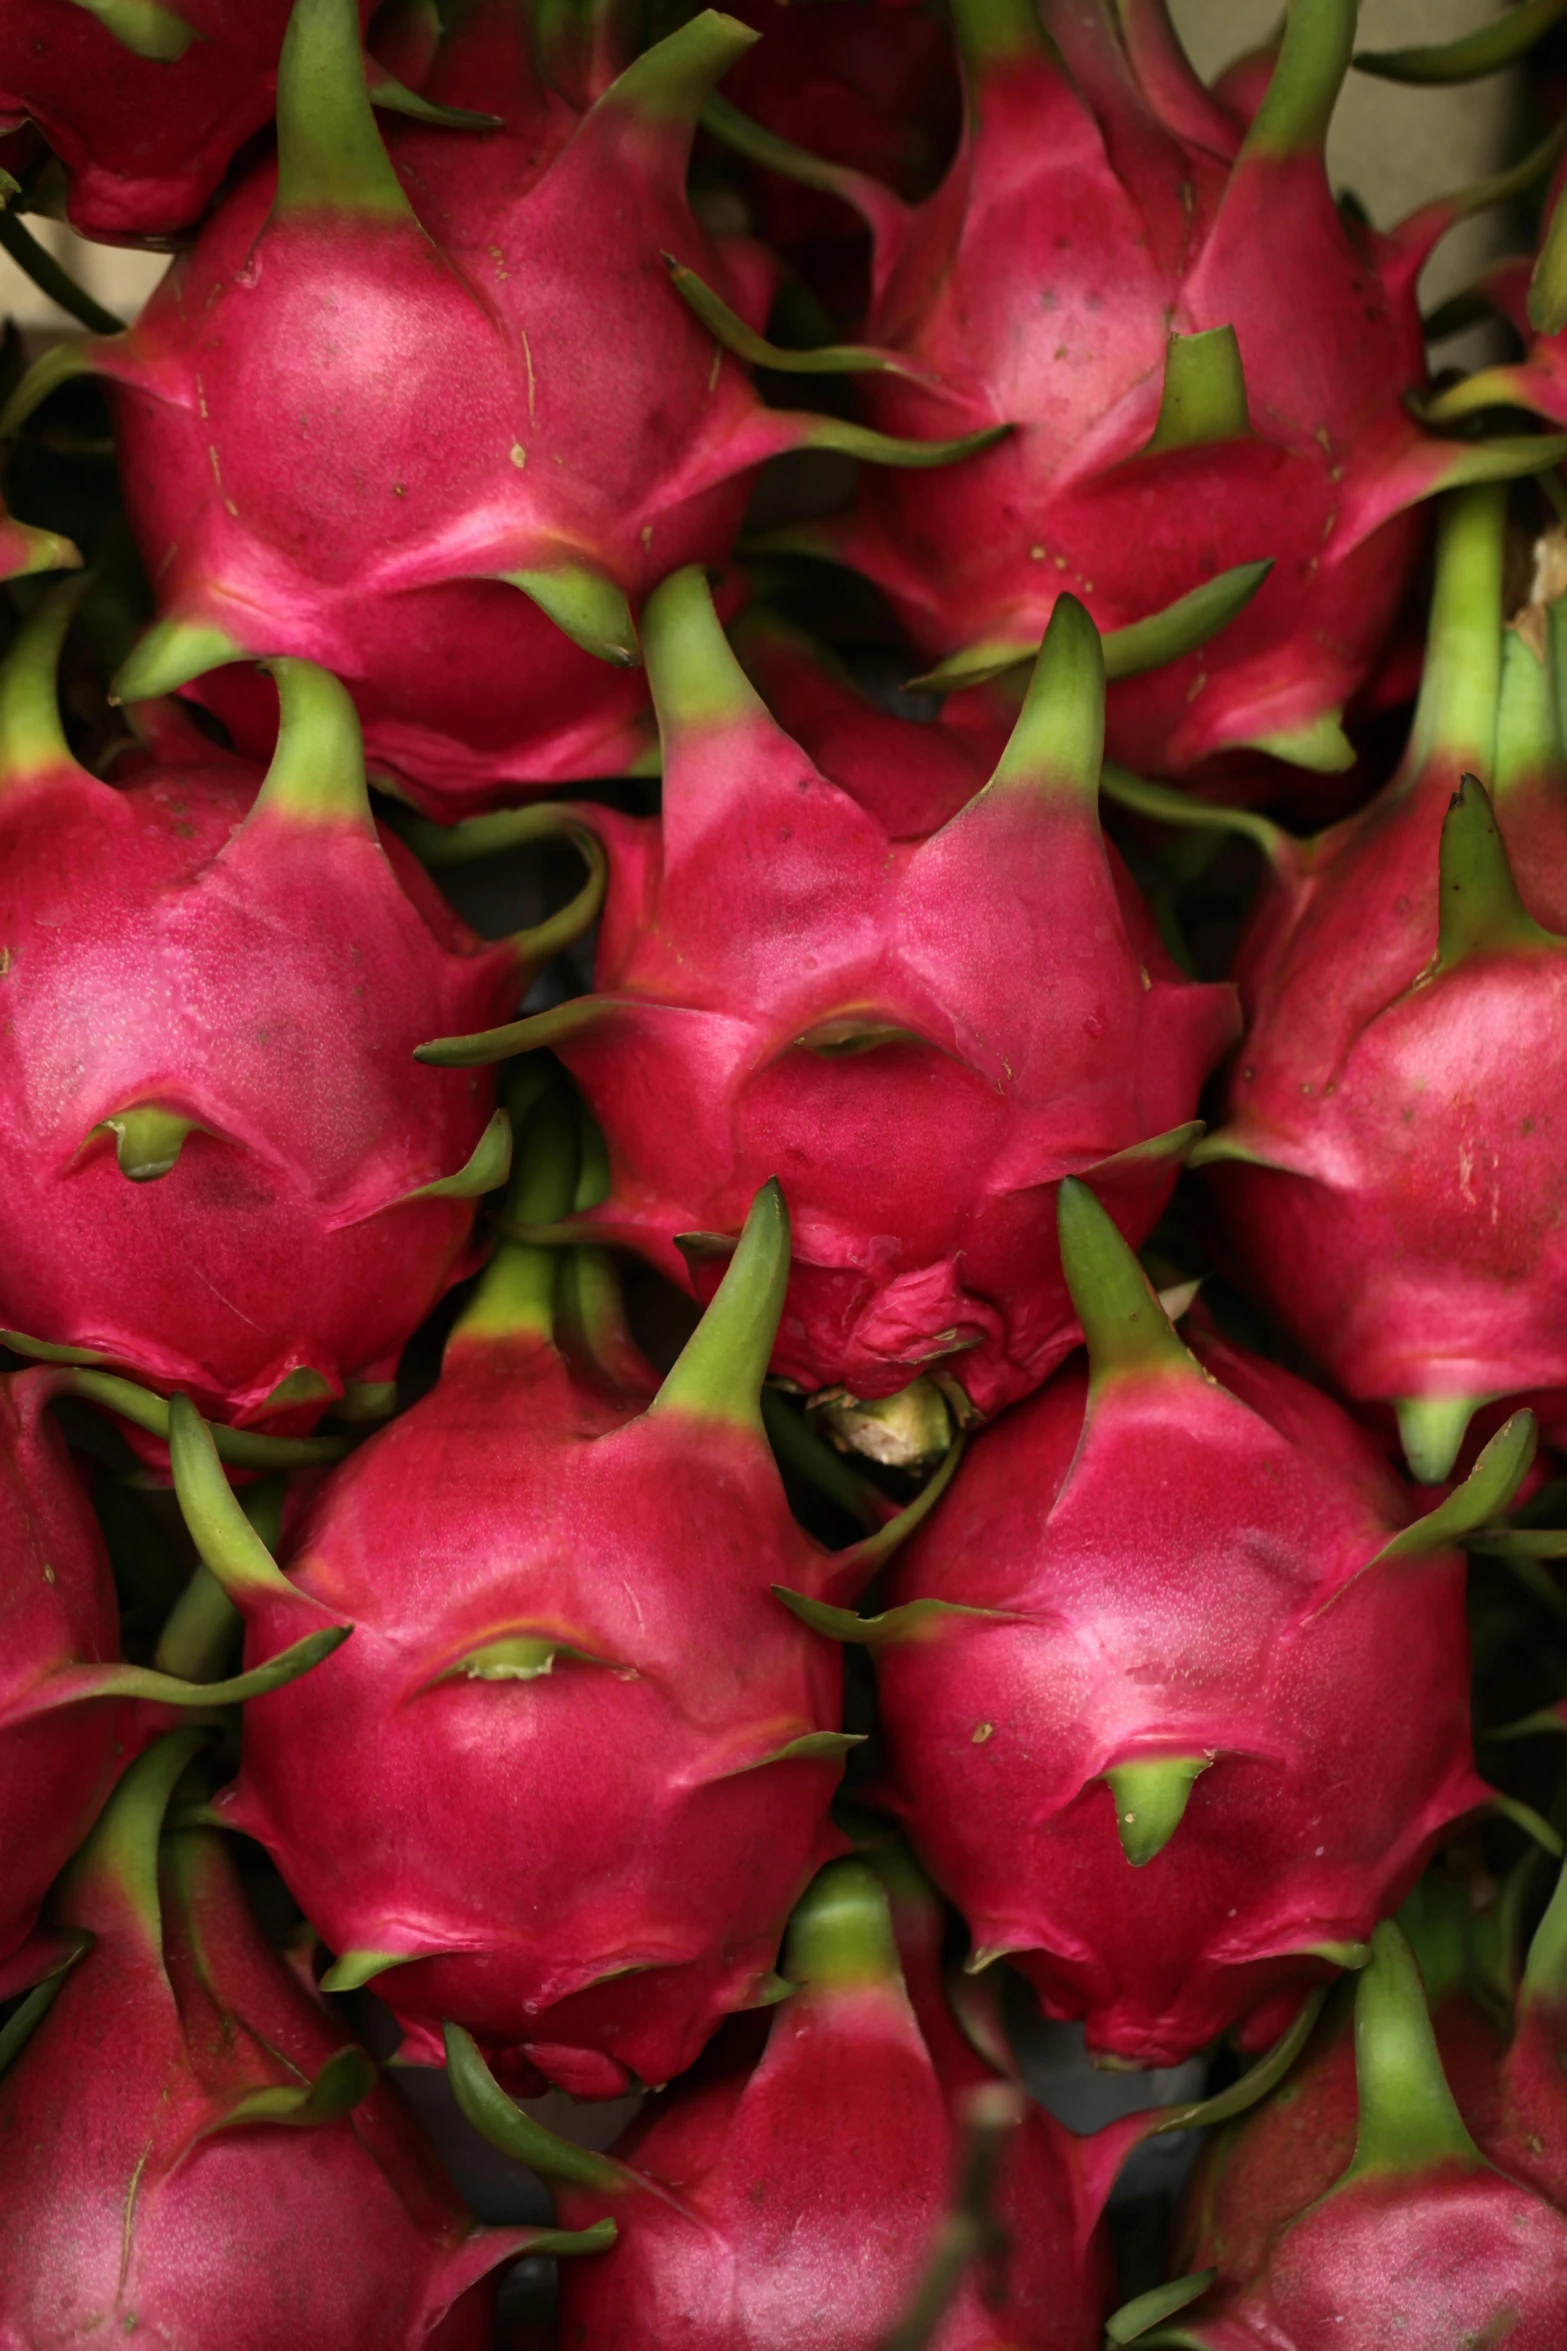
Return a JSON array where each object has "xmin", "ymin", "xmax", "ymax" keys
[{"xmin": 972, "ymin": 1722, "xmax": 993, "ymax": 1744}]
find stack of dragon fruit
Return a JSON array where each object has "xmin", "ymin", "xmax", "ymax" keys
[{"xmin": 8, "ymin": 0, "xmax": 1567, "ymax": 2340}]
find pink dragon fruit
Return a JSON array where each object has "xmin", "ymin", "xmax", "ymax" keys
[
  {"xmin": 0, "ymin": 579, "xmax": 594, "ymax": 1438},
  {"xmin": 1188, "ymin": 484, "xmax": 1567, "ymax": 1483},
  {"xmin": 0, "ymin": 0, "xmax": 489, "ymax": 241},
  {"xmin": 0, "ymin": 1359, "xmax": 349, "ymax": 1987},
  {"xmin": 709, "ymin": 0, "xmax": 1564, "ymax": 784},
  {"xmin": 781, "ymin": 1175, "xmax": 1535, "ymax": 2069},
  {"xmin": 0, "ymin": 0, "xmax": 995, "ymax": 815},
  {"xmin": 1112, "ymin": 1889, "xmax": 1567, "ymax": 2348},
  {"xmin": 444, "ymin": 1846, "xmax": 1319, "ymax": 2351},
  {"xmin": 163, "ymin": 1085, "xmax": 954, "ymax": 2099},
  {"xmin": 0, "ymin": 1730, "xmax": 606, "ymax": 2343},
  {"xmin": 415, "ymin": 574, "xmax": 1238, "ymax": 1422}
]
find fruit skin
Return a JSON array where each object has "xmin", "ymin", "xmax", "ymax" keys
[
  {"xmin": 0, "ymin": 1361, "xmax": 348, "ymax": 1986},
  {"xmin": 0, "ymin": 1733, "xmax": 578, "ymax": 2345},
  {"xmin": 17, "ymin": 0, "xmax": 993, "ymax": 815},
  {"xmin": 172, "ymin": 1089, "xmax": 950, "ymax": 2099},
  {"xmin": 0, "ymin": 1366, "xmax": 124, "ymax": 1979},
  {"xmin": 462, "ymin": 1854, "xmax": 1122, "ymax": 2351},
  {"xmin": 1128, "ymin": 1897, "xmax": 1567, "ymax": 2350},
  {"xmin": 734, "ymin": 0, "xmax": 1560, "ymax": 783},
  {"xmin": 805, "ymin": 1179, "xmax": 1529, "ymax": 2069},
  {"xmin": 417, "ymin": 578, "xmax": 1237, "ymax": 1420},
  {"xmin": 0, "ymin": 586, "xmax": 553, "ymax": 1438},
  {"xmin": 1195, "ymin": 486, "xmax": 1567, "ymax": 1484},
  {"xmin": 0, "ymin": 0, "xmax": 386, "ymax": 240}
]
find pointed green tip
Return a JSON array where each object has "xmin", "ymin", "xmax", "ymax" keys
[
  {"xmin": 1144, "ymin": 328, "xmax": 1251, "ymax": 455},
  {"xmin": 112, "ymin": 615, "xmax": 249, "ymax": 705},
  {"xmin": 985, "ymin": 593, "xmax": 1104, "ymax": 800},
  {"xmin": 1395, "ymin": 1393, "xmax": 1482, "ymax": 1486},
  {"xmin": 948, "ymin": 0, "xmax": 1051, "ymax": 77},
  {"xmin": 62, "ymin": 1728, "xmax": 206, "ymax": 1940},
  {"xmin": 1436, "ymin": 773, "xmax": 1556, "ymax": 969},
  {"xmin": 1380, "ymin": 1409, "xmax": 1535, "ymax": 1556},
  {"xmin": 640, "ymin": 566, "xmax": 765, "ymax": 737},
  {"xmin": 320, "ymin": 1948, "xmax": 418, "ymax": 1994},
  {"xmin": 0, "ymin": 574, "xmax": 92, "ymax": 785},
  {"xmin": 595, "ymin": 10, "xmax": 759, "ymax": 127},
  {"xmin": 455, "ymin": 1079, "xmax": 577, "ymax": 1347},
  {"xmin": 651, "ymin": 1179, "xmax": 789, "ymax": 1431},
  {"xmin": 1521, "ymin": 1854, "xmax": 1567, "ymax": 2015},
  {"xmin": 1241, "ymin": 0, "xmax": 1356, "ymax": 159},
  {"xmin": 1057, "ymin": 1178, "xmax": 1197, "ymax": 1388},
  {"xmin": 502, "ymin": 565, "xmax": 639, "ymax": 667},
  {"xmin": 783, "ymin": 1858, "xmax": 903, "ymax": 1992},
  {"xmin": 167, "ymin": 1394, "xmax": 305, "ymax": 1608},
  {"xmin": 72, "ymin": 0, "xmax": 198, "ymax": 63},
  {"xmin": 1529, "ymin": 186, "xmax": 1567, "ymax": 338},
  {"xmin": 275, "ymin": 0, "xmax": 416, "ymax": 219},
  {"xmin": 1346, "ymin": 1921, "xmax": 1484, "ymax": 2180},
  {"xmin": 252, "ymin": 658, "xmax": 374, "ymax": 830},
  {"xmin": 1104, "ymin": 1755, "xmax": 1212, "ymax": 1867}
]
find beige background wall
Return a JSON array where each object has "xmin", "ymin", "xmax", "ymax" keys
[{"xmin": 0, "ymin": 0, "xmax": 1525, "ymax": 333}]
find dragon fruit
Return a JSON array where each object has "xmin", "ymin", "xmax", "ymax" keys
[
  {"xmin": 1114, "ymin": 1887, "xmax": 1567, "ymax": 2348},
  {"xmin": 0, "ymin": 0, "xmax": 996, "ymax": 815},
  {"xmin": 0, "ymin": 1730, "xmax": 605, "ymax": 2343},
  {"xmin": 445, "ymin": 1846, "xmax": 1319, "ymax": 2351},
  {"xmin": 1190, "ymin": 483, "xmax": 1567, "ymax": 1483},
  {"xmin": 0, "ymin": 1358, "xmax": 348, "ymax": 1986},
  {"xmin": 781, "ymin": 1175, "xmax": 1535, "ymax": 2068},
  {"xmin": 416, "ymin": 574, "xmax": 1237, "ymax": 1421},
  {"xmin": 710, "ymin": 0, "xmax": 1565, "ymax": 783},
  {"xmin": 715, "ymin": 0, "xmax": 957, "ymax": 303},
  {"xmin": 163, "ymin": 1083, "xmax": 954, "ymax": 2098},
  {"xmin": 0, "ymin": 579, "xmax": 593, "ymax": 1438},
  {"xmin": 1418, "ymin": 154, "xmax": 1567, "ymax": 432},
  {"xmin": 0, "ymin": 0, "xmax": 490, "ymax": 241}
]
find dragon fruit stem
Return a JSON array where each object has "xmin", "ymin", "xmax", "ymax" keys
[
  {"xmin": 1498, "ymin": 611, "xmax": 1567, "ymax": 793},
  {"xmin": 595, "ymin": 10, "xmax": 758, "ymax": 131},
  {"xmin": 640, "ymin": 565, "xmax": 769, "ymax": 737},
  {"xmin": 1340, "ymin": 1921, "xmax": 1487, "ymax": 2180},
  {"xmin": 1240, "ymin": 0, "xmax": 1356, "ymax": 160},
  {"xmin": 1056, "ymin": 1178, "xmax": 1199, "ymax": 1389},
  {"xmin": 1519, "ymin": 1856, "xmax": 1567, "ymax": 2016},
  {"xmin": 1406, "ymin": 488, "xmax": 1506, "ymax": 778},
  {"xmin": 56, "ymin": 1729, "xmax": 207, "ymax": 1935},
  {"xmin": 0, "ymin": 574, "xmax": 95, "ymax": 787},
  {"xmin": 947, "ymin": 0, "xmax": 1051, "ymax": 78},
  {"xmin": 275, "ymin": 0, "xmax": 417, "ymax": 221},
  {"xmin": 651, "ymin": 1180, "xmax": 790, "ymax": 1432},
  {"xmin": 452, "ymin": 1075, "xmax": 579, "ymax": 1344},
  {"xmin": 250, "ymin": 658, "xmax": 378, "ymax": 832}
]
